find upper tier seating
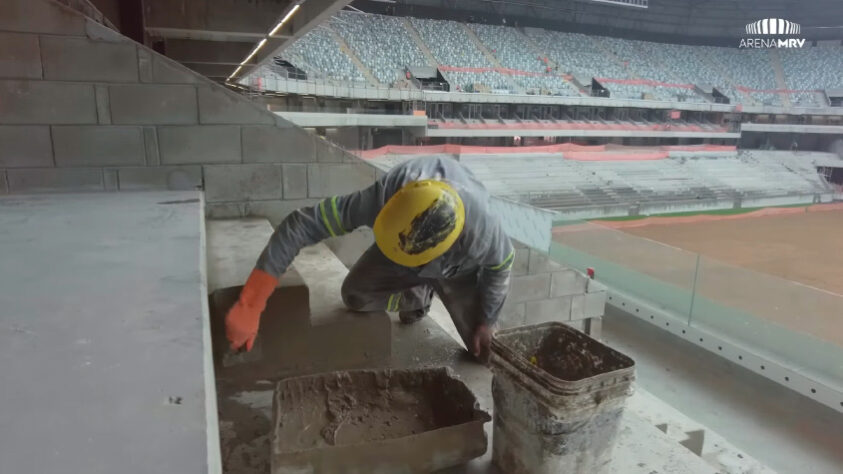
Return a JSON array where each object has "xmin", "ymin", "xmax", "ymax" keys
[
  {"xmin": 330, "ymin": 11, "xmax": 429, "ymax": 85},
  {"xmin": 468, "ymin": 23, "xmax": 580, "ymax": 96},
  {"xmin": 269, "ymin": 11, "xmax": 841, "ymax": 107},
  {"xmin": 282, "ymin": 27, "xmax": 365, "ymax": 83}
]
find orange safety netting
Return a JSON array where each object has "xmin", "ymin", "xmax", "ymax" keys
[
  {"xmin": 437, "ymin": 65, "xmax": 573, "ymax": 81},
  {"xmin": 595, "ymin": 77, "xmax": 696, "ymax": 90}
]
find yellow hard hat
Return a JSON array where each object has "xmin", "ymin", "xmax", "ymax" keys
[{"xmin": 374, "ymin": 180, "xmax": 465, "ymax": 267}]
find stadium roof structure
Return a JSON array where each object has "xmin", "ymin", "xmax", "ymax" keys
[
  {"xmin": 141, "ymin": 0, "xmax": 353, "ymax": 81},
  {"xmin": 352, "ymin": 0, "xmax": 843, "ymax": 45}
]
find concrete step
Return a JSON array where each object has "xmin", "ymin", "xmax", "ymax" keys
[{"xmin": 206, "ymin": 219, "xmax": 391, "ymax": 383}]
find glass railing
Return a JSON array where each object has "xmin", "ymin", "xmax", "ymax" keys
[{"xmin": 549, "ymin": 220, "xmax": 843, "ymax": 387}]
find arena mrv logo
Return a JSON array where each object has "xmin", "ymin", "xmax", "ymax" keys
[{"xmin": 739, "ymin": 18, "xmax": 806, "ymax": 48}]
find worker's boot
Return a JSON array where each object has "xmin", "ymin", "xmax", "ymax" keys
[{"xmin": 398, "ymin": 307, "xmax": 429, "ymax": 324}]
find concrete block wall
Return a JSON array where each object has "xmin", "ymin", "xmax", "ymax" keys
[
  {"xmin": 498, "ymin": 240, "xmax": 606, "ymax": 338},
  {"xmin": 0, "ymin": 0, "xmax": 375, "ymax": 225}
]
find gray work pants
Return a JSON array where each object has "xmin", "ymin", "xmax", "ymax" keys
[{"xmin": 341, "ymin": 245, "xmax": 481, "ymax": 350}]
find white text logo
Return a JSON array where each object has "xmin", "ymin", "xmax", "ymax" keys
[{"xmin": 740, "ymin": 18, "xmax": 805, "ymax": 48}]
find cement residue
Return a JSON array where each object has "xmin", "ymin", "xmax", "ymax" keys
[
  {"xmin": 278, "ymin": 381, "xmax": 438, "ymax": 448},
  {"xmin": 535, "ymin": 334, "xmax": 612, "ymax": 380},
  {"xmin": 217, "ymin": 388, "xmax": 274, "ymax": 474},
  {"xmin": 498, "ymin": 324, "xmax": 632, "ymax": 382}
]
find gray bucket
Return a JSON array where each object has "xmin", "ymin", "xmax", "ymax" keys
[{"xmin": 490, "ymin": 322, "xmax": 635, "ymax": 474}]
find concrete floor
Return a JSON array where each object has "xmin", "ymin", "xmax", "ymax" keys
[{"xmin": 602, "ymin": 306, "xmax": 843, "ymax": 474}]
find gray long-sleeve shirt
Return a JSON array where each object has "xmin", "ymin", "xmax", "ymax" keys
[{"xmin": 256, "ymin": 156, "xmax": 514, "ymax": 324}]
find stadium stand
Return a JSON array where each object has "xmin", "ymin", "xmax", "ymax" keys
[
  {"xmin": 269, "ymin": 11, "xmax": 841, "ymax": 107},
  {"xmin": 467, "ymin": 23, "xmax": 580, "ymax": 96},
  {"xmin": 281, "ymin": 26, "xmax": 366, "ymax": 83},
  {"xmin": 330, "ymin": 11, "xmax": 429, "ymax": 85},
  {"xmin": 780, "ymin": 46, "xmax": 843, "ymax": 106},
  {"xmin": 409, "ymin": 17, "xmax": 512, "ymax": 91}
]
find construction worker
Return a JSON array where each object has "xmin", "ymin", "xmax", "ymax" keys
[{"xmin": 225, "ymin": 156, "xmax": 514, "ymax": 362}]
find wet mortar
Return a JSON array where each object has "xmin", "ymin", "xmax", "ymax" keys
[{"xmin": 274, "ymin": 369, "xmax": 469, "ymax": 450}]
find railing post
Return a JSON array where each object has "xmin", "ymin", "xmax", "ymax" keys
[{"xmin": 688, "ymin": 253, "xmax": 701, "ymax": 325}]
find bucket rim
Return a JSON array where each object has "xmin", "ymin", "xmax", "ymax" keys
[{"xmin": 491, "ymin": 322, "xmax": 635, "ymax": 390}]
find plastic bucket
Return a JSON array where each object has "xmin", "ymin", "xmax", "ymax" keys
[{"xmin": 490, "ymin": 322, "xmax": 635, "ymax": 474}]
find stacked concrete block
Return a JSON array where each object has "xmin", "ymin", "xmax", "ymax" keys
[
  {"xmin": 498, "ymin": 240, "xmax": 605, "ymax": 338},
  {"xmin": 0, "ymin": 0, "xmax": 374, "ymax": 222}
]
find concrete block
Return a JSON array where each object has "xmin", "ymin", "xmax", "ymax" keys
[
  {"xmin": 525, "ymin": 296, "xmax": 573, "ymax": 325},
  {"xmin": 324, "ymin": 227, "xmax": 374, "ymax": 269},
  {"xmin": 52, "ymin": 126, "xmax": 145, "ymax": 167},
  {"xmin": 138, "ymin": 47, "xmax": 204, "ymax": 85},
  {"xmin": 143, "ymin": 127, "xmax": 160, "ymax": 165},
  {"xmin": 41, "ymin": 36, "xmax": 138, "ymax": 82},
  {"xmin": 109, "ymin": 85, "xmax": 198, "ymax": 125},
  {"xmin": 137, "ymin": 48, "xmax": 152, "ymax": 83},
  {"xmin": 585, "ymin": 317, "xmax": 603, "ymax": 339},
  {"xmin": 571, "ymin": 293, "xmax": 604, "ymax": 320},
  {"xmin": 0, "ymin": 33, "xmax": 41, "ymax": 79},
  {"xmin": 528, "ymin": 250, "xmax": 566, "ymax": 274},
  {"xmin": 508, "ymin": 273, "xmax": 551, "ymax": 303},
  {"xmin": 584, "ymin": 291, "xmax": 607, "ymax": 318},
  {"xmin": 0, "ymin": 80, "xmax": 96, "ymax": 124},
  {"xmin": 118, "ymin": 166, "xmax": 202, "ymax": 191},
  {"xmin": 204, "ymin": 164, "xmax": 283, "ymax": 202},
  {"xmin": 550, "ymin": 269, "xmax": 588, "ymax": 298},
  {"xmin": 245, "ymin": 199, "xmax": 320, "ymax": 226},
  {"xmin": 103, "ymin": 169, "xmax": 118, "ymax": 191},
  {"xmin": 307, "ymin": 163, "xmax": 376, "ymax": 198},
  {"xmin": 497, "ymin": 300, "xmax": 526, "ymax": 329},
  {"xmin": 242, "ymin": 126, "xmax": 316, "ymax": 163},
  {"xmin": 206, "ymin": 202, "xmax": 245, "ymax": 220},
  {"xmin": 282, "ymin": 164, "xmax": 307, "ymax": 199},
  {"xmin": 570, "ymin": 294, "xmax": 585, "ymax": 320},
  {"xmin": 315, "ymin": 139, "xmax": 347, "ymax": 163},
  {"xmin": 0, "ymin": 0, "xmax": 86, "ymax": 35},
  {"xmin": 0, "ymin": 170, "xmax": 7, "ymax": 194},
  {"xmin": 153, "ymin": 54, "xmax": 204, "ymax": 84},
  {"xmin": 95, "ymin": 85, "xmax": 111, "ymax": 124},
  {"xmin": 158, "ymin": 125, "xmax": 240, "ymax": 164},
  {"xmin": 85, "ymin": 18, "xmax": 122, "ymax": 42},
  {"xmin": 0, "ymin": 126, "xmax": 53, "ymax": 168},
  {"xmin": 7, "ymin": 168, "xmax": 103, "ymax": 193},
  {"xmin": 198, "ymin": 87, "xmax": 274, "ymax": 125},
  {"xmin": 587, "ymin": 278, "xmax": 608, "ymax": 293},
  {"xmin": 511, "ymin": 248, "xmax": 529, "ymax": 276}
]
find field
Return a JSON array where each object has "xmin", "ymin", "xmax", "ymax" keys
[
  {"xmin": 552, "ymin": 207, "xmax": 843, "ymax": 348},
  {"xmin": 620, "ymin": 209, "xmax": 843, "ymax": 295}
]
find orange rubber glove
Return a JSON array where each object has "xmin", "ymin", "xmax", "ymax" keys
[{"xmin": 225, "ymin": 268, "xmax": 278, "ymax": 351}]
